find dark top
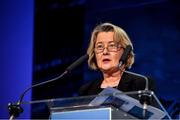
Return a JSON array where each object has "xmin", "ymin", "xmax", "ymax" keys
[
  {"xmin": 79, "ymin": 72, "xmax": 156, "ymax": 96},
  {"xmin": 79, "ymin": 72, "xmax": 158, "ymax": 108}
]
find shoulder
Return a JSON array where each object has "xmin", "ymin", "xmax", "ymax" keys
[
  {"xmin": 123, "ymin": 72, "xmax": 156, "ymax": 92},
  {"xmin": 78, "ymin": 79, "xmax": 102, "ymax": 96}
]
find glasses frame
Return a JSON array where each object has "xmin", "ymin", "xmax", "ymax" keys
[{"xmin": 94, "ymin": 42, "xmax": 123, "ymax": 54}]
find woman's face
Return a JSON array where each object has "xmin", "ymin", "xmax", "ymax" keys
[{"xmin": 95, "ymin": 32, "xmax": 124, "ymax": 73}]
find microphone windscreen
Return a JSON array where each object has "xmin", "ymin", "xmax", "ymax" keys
[
  {"xmin": 120, "ymin": 45, "xmax": 132, "ymax": 64},
  {"xmin": 66, "ymin": 54, "xmax": 89, "ymax": 72}
]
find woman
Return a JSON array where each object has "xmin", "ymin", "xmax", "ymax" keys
[{"xmin": 79, "ymin": 22, "xmax": 156, "ymax": 97}]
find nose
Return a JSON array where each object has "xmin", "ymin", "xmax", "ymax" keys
[{"xmin": 103, "ymin": 47, "xmax": 109, "ymax": 55}]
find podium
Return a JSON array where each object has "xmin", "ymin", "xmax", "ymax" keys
[{"xmin": 20, "ymin": 88, "xmax": 171, "ymax": 119}]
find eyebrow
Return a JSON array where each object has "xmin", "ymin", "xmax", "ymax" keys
[{"xmin": 96, "ymin": 41, "xmax": 116, "ymax": 45}]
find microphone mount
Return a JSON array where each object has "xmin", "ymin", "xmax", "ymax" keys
[
  {"xmin": 8, "ymin": 70, "xmax": 68, "ymax": 120},
  {"xmin": 123, "ymin": 70, "xmax": 152, "ymax": 119},
  {"xmin": 8, "ymin": 102, "xmax": 23, "ymax": 120},
  {"xmin": 8, "ymin": 54, "xmax": 88, "ymax": 120}
]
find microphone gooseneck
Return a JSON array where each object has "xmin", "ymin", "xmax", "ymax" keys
[
  {"xmin": 122, "ymin": 70, "xmax": 152, "ymax": 119},
  {"xmin": 123, "ymin": 70, "xmax": 149, "ymax": 91},
  {"xmin": 8, "ymin": 54, "xmax": 89, "ymax": 120}
]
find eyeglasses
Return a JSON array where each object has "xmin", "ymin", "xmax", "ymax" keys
[{"xmin": 94, "ymin": 42, "xmax": 122, "ymax": 54}]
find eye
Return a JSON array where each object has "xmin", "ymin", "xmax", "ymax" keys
[
  {"xmin": 108, "ymin": 43, "xmax": 117, "ymax": 48},
  {"xmin": 96, "ymin": 44, "xmax": 104, "ymax": 49}
]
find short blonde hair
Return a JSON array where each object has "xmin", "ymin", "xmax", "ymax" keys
[{"xmin": 87, "ymin": 22, "xmax": 135, "ymax": 70}]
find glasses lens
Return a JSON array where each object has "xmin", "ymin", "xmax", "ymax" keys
[
  {"xmin": 108, "ymin": 43, "xmax": 118, "ymax": 52},
  {"xmin": 95, "ymin": 42, "xmax": 120, "ymax": 53},
  {"xmin": 95, "ymin": 43, "xmax": 104, "ymax": 53}
]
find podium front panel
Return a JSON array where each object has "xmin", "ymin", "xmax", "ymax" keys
[
  {"xmin": 51, "ymin": 107, "xmax": 111, "ymax": 120},
  {"xmin": 50, "ymin": 106, "xmax": 138, "ymax": 120}
]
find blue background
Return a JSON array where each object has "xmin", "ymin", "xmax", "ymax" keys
[{"xmin": 0, "ymin": 0, "xmax": 34, "ymax": 118}]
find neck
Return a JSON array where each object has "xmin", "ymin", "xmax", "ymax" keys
[{"xmin": 101, "ymin": 67, "xmax": 125, "ymax": 88}]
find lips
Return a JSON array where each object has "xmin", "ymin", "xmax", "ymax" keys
[{"xmin": 102, "ymin": 58, "xmax": 111, "ymax": 63}]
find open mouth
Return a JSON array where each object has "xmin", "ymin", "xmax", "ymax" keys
[{"xmin": 102, "ymin": 58, "xmax": 111, "ymax": 63}]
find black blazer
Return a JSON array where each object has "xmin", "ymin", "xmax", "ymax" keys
[
  {"xmin": 78, "ymin": 72, "xmax": 159, "ymax": 108},
  {"xmin": 79, "ymin": 72, "xmax": 156, "ymax": 96}
]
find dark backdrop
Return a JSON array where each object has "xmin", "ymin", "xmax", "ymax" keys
[{"xmin": 33, "ymin": 0, "xmax": 180, "ymax": 119}]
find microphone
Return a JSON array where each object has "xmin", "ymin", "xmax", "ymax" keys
[
  {"xmin": 118, "ymin": 45, "xmax": 132, "ymax": 68},
  {"xmin": 117, "ymin": 45, "xmax": 151, "ymax": 119},
  {"xmin": 8, "ymin": 54, "xmax": 89, "ymax": 120}
]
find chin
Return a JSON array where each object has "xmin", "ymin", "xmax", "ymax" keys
[
  {"xmin": 100, "ymin": 65, "xmax": 119, "ymax": 72},
  {"xmin": 101, "ymin": 65, "xmax": 111, "ymax": 70},
  {"xmin": 101, "ymin": 67, "xmax": 113, "ymax": 72}
]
